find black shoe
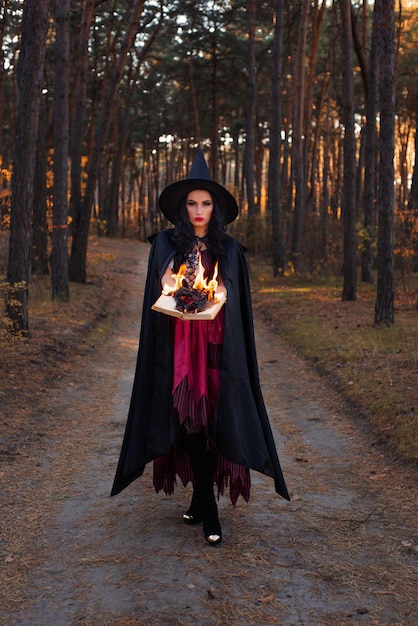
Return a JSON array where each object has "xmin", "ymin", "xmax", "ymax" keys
[
  {"xmin": 183, "ymin": 511, "xmax": 203, "ymax": 524},
  {"xmin": 205, "ymin": 531, "xmax": 222, "ymax": 546}
]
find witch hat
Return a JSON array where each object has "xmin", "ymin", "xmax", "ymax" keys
[{"xmin": 158, "ymin": 147, "xmax": 239, "ymax": 225}]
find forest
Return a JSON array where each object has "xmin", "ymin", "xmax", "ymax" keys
[{"xmin": 0, "ymin": 0, "xmax": 417, "ymax": 334}]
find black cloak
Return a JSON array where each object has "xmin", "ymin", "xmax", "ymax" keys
[{"xmin": 111, "ymin": 229, "xmax": 290, "ymax": 501}]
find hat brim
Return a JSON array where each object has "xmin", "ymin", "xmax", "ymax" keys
[{"xmin": 159, "ymin": 179, "xmax": 239, "ymax": 225}]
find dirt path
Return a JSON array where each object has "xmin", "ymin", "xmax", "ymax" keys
[{"xmin": 3, "ymin": 239, "xmax": 417, "ymax": 626}]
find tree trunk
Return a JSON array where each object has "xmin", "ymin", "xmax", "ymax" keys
[
  {"xmin": 106, "ymin": 119, "xmax": 131, "ymax": 237},
  {"xmin": 320, "ymin": 54, "xmax": 333, "ymax": 274},
  {"xmin": 374, "ymin": 0, "xmax": 395, "ymax": 324},
  {"xmin": 188, "ymin": 52, "xmax": 201, "ymax": 143},
  {"xmin": 6, "ymin": 0, "xmax": 49, "ymax": 334},
  {"xmin": 244, "ymin": 0, "xmax": 257, "ymax": 246},
  {"xmin": 69, "ymin": 0, "xmax": 95, "ymax": 246},
  {"xmin": 310, "ymin": 48, "xmax": 331, "ymax": 217},
  {"xmin": 268, "ymin": 0, "xmax": 284, "ymax": 275},
  {"xmin": 102, "ymin": 105, "xmax": 119, "ymax": 236},
  {"xmin": 31, "ymin": 101, "xmax": 49, "ymax": 276},
  {"xmin": 290, "ymin": 0, "xmax": 310, "ymax": 270},
  {"xmin": 0, "ymin": 1, "xmax": 9, "ymax": 158},
  {"xmin": 361, "ymin": 5, "xmax": 378, "ymax": 283},
  {"xmin": 255, "ymin": 125, "xmax": 264, "ymax": 213},
  {"xmin": 69, "ymin": 0, "xmax": 146, "ymax": 283},
  {"xmin": 408, "ymin": 81, "xmax": 418, "ymax": 271},
  {"xmin": 51, "ymin": 0, "xmax": 70, "ymax": 301},
  {"xmin": 340, "ymin": 0, "xmax": 357, "ymax": 301},
  {"xmin": 210, "ymin": 37, "xmax": 218, "ymax": 176},
  {"xmin": 304, "ymin": 0, "xmax": 326, "ymax": 210}
]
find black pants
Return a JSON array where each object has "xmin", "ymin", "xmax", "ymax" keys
[{"xmin": 184, "ymin": 431, "xmax": 220, "ymax": 534}]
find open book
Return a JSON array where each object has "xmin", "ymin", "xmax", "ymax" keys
[{"xmin": 152, "ymin": 291, "xmax": 226, "ymax": 321}]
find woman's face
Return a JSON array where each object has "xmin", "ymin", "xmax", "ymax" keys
[{"xmin": 186, "ymin": 189, "xmax": 213, "ymax": 236}]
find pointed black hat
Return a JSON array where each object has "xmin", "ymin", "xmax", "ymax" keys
[{"xmin": 158, "ymin": 147, "xmax": 239, "ymax": 225}]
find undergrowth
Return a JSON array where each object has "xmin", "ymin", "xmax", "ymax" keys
[{"xmin": 251, "ymin": 259, "xmax": 418, "ymax": 464}]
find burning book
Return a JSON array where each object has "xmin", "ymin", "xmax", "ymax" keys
[{"xmin": 152, "ymin": 255, "xmax": 226, "ymax": 320}]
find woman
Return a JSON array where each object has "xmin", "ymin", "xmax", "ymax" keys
[{"xmin": 111, "ymin": 148, "xmax": 289, "ymax": 546}]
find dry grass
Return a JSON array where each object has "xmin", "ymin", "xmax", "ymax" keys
[{"xmin": 250, "ymin": 258, "xmax": 418, "ymax": 464}]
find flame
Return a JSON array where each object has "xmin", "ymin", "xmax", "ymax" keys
[
  {"xmin": 162, "ymin": 263, "xmax": 186, "ymax": 295},
  {"xmin": 193, "ymin": 256, "xmax": 218, "ymax": 300},
  {"xmin": 162, "ymin": 256, "xmax": 219, "ymax": 300}
]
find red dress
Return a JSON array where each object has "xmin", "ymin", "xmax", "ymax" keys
[{"xmin": 153, "ymin": 248, "xmax": 251, "ymax": 505}]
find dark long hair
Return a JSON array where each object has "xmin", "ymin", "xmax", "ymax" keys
[{"xmin": 172, "ymin": 189, "xmax": 228, "ymax": 264}]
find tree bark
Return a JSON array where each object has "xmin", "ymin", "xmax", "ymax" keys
[
  {"xmin": 6, "ymin": 0, "xmax": 49, "ymax": 334},
  {"xmin": 268, "ymin": 0, "xmax": 284, "ymax": 275},
  {"xmin": 51, "ymin": 0, "xmax": 70, "ymax": 301},
  {"xmin": 374, "ymin": 0, "xmax": 395, "ymax": 324},
  {"xmin": 340, "ymin": 0, "xmax": 357, "ymax": 301}
]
